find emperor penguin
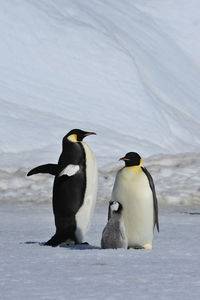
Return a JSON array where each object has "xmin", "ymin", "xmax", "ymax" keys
[
  {"xmin": 111, "ymin": 152, "xmax": 159, "ymax": 249},
  {"xmin": 101, "ymin": 201, "xmax": 128, "ymax": 249},
  {"xmin": 27, "ymin": 129, "xmax": 98, "ymax": 246}
]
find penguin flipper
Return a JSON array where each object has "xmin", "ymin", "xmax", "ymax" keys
[
  {"xmin": 141, "ymin": 167, "xmax": 159, "ymax": 232},
  {"xmin": 27, "ymin": 164, "xmax": 58, "ymax": 176}
]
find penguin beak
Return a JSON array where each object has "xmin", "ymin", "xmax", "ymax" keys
[
  {"xmin": 119, "ymin": 157, "xmax": 130, "ymax": 161},
  {"xmin": 84, "ymin": 132, "xmax": 96, "ymax": 136}
]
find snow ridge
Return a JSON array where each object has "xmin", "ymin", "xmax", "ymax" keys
[{"xmin": 1, "ymin": 153, "xmax": 200, "ymax": 205}]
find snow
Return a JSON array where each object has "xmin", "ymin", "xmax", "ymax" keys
[
  {"xmin": 1, "ymin": 0, "xmax": 200, "ymax": 298},
  {"xmin": 1, "ymin": 152, "xmax": 200, "ymax": 205},
  {"xmin": 1, "ymin": 203, "xmax": 200, "ymax": 299}
]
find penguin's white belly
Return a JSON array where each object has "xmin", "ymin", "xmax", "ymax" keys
[
  {"xmin": 75, "ymin": 142, "xmax": 98, "ymax": 243},
  {"xmin": 112, "ymin": 168, "xmax": 154, "ymax": 248}
]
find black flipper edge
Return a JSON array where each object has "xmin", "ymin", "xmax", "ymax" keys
[{"xmin": 141, "ymin": 167, "xmax": 159, "ymax": 232}]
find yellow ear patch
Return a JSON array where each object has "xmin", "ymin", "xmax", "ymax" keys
[{"xmin": 67, "ymin": 134, "xmax": 78, "ymax": 142}]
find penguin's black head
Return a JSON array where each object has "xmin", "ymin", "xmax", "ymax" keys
[
  {"xmin": 64, "ymin": 129, "xmax": 96, "ymax": 143},
  {"xmin": 119, "ymin": 152, "xmax": 142, "ymax": 167},
  {"xmin": 109, "ymin": 201, "xmax": 123, "ymax": 214}
]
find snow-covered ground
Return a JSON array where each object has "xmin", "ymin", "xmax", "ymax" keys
[
  {"xmin": 1, "ymin": 203, "xmax": 200, "ymax": 300},
  {"xmin": 1, "ymin": 0, "xmax": 200, "ymax": 299}
]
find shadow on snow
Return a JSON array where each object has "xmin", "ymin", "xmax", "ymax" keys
[{"xmin": 23, "ymin": 241, "xmax": 101, "ymax": 250}]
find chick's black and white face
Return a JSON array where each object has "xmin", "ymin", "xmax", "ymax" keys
[
  {"xmin": 110, "ymin": 201, "xmax": 123, "ymax": 214},
  {"xmin": 120, "ymin": 152, "xmax": 142, "ymax": 167}
]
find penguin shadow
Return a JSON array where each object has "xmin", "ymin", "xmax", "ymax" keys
[
  {"xmin": 59, "ymin": 243, "xmax": 101, "ymax": 250},
  {"xmin": 23, "ymin": 241, "xmax": 45, "ymax": 246},
  {"xmin": 184, "ymin": 212, "xmax": 200, "ymax": 215},
  {"xmin": 23, "ymin": 241, "xmax": 101, "ymax": 250}
]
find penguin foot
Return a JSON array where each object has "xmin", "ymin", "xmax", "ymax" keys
[
  {"xmin": 132, "ymin": 245, "xmax": 144, "ymax": 250},
  {"xmin": 44, "ymin": 239, "xmax": 59, "ymax": 247},
  {"xmin": 80, "ymin": 242, "xmax": 89, "ymax": 245},
  {"xmin": 45, "ymin": 236, "xmax": 76, "ymax": 247},
  {"xmin": 142, "ymin": 243, "xmax": 152, "ymax": 250},
  {"xmin": 129, "ymin": 244, "xmax": 152, "ymax": 250},
  {"xmin": 61, "ymin": 239, "xmax": 76, "ymax": 246}
]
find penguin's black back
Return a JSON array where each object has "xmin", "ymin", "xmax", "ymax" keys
[
  {"xmin": 53, "ymin": 141, "xmax": 86, "ymax": 217},
  {"xmin": 48, "ymin": 141, "xmax": 86, "ymax": 243}
]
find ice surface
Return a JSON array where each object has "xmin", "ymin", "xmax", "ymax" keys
[{"xmin": 0, "ymin": 203, "xmax": 200, "ymax": 300}]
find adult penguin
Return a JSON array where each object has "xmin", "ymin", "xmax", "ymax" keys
[
  {"xmin": 27, "ymin": 129, "xmax": 98, "ymax": 246},
  {"xmin": 111, "ymin": 152, "xmax": 159, "ymax": 249}
]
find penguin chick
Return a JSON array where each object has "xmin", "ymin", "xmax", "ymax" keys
[{"xmin": 101, "ymin": 201, "xmax": 128, "ymax": 249}]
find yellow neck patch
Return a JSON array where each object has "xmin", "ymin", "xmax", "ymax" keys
[
  {"xmin": 126, "ymin": 158, "xmax": 143, "ymax": 170},
  {"xmin": 67, "ymin": 134, "xmax": 78, "ymax": 142}
]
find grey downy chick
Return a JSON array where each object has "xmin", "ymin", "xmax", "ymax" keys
[{"xmin": 101, "ymin": 201, "xmax": 128, "ymax": 249}]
